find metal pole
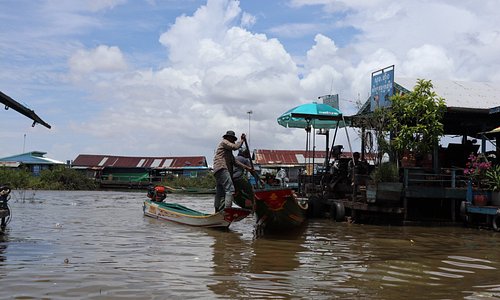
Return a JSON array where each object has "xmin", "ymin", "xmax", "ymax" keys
[{"xmin": 247, "ymin": 110, "xmax": 253, "ymax": 146}]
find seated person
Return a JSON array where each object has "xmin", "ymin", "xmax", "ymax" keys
[
  {"xmin": 348, "ymin": 152, "xmax": 368, "ymax": 188},
  {"xmin": 147, "ymin": 185, "xmax": 167, "ymax": 202},
  {"xmin": 232, "ymin": 149, "xmax": 255, "ymax": 209}
]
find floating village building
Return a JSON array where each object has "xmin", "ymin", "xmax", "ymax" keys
[
  {"xmin": 304, "ymin": 74, "xmax": 500, "ymax": 227},
  {"xmin": 0, "ymin": 151, "xmax": 65, "ymax": 176},
  {"xmin": 71, "ymin": 154, "xmax": 209, "ymax": 189}
]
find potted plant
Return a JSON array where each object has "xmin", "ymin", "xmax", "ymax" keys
[
  {"xmin": 486, "ymin": 165, "xmax": 500, "ymax": 205},
  {"xmin": 464, "ymin": 153, "xmax": 492, "ymax": 206},
  {"xmin": 367, "ymin": 162, "xmax": 402, "ymax": 205}
]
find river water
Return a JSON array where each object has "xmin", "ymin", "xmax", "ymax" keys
[{"xmin": 1, "ymin": 190, "xmax": 500, "ymax": 299}]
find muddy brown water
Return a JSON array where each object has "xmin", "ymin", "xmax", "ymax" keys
[{"xmin": 1, "ymin": 190, "xmax": 499, "ymax": 299}]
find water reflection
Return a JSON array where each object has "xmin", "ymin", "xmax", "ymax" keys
[
  {"xmin": 0, "ymin": 231, "xmax": 7, "ymax": 265},
  {"xmin": 207, "ymin": 223, "xmax": 307, "ymax": 299},
  {"xmin": 208, "ymin": 229, "xmax": 250, "ymax": 298},
  {"xmin": 244, "ymin": 229, "xmax": 307, "ymax": 299}
]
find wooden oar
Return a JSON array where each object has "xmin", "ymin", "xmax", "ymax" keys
[{"xmin": 243, "ymin": 137, "xmax": 262, "ymax": 189}]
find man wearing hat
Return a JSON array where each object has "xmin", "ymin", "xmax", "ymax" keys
[{"xmin": 213, "ymin": 130, "xmax": 246, "ymax": 212}]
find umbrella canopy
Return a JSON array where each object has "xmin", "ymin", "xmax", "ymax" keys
[{"xmin": 277, "ymin": 102, "xmax": 343, "ymax": 129}]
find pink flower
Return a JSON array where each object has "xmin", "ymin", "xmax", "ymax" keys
[{"xmin": 464, "ymin": 153, "xmax": 492, "ymax": 188}]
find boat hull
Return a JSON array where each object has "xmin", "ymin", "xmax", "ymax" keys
[
  {"xmin": 254, "ymin": 188, "xmax": 307, "ymax": 230},
  {"xmin": 143, "ymin": 200, "xmax": 250, "ymax": 228}
]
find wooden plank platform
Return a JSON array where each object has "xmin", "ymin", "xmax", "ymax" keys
[
  {"xmin": 405, "ymin": 186, "xmax": 467, "ymax": 199},
  {"xmin": 326, "ymin": 198, "xmax": 405, "ymax": 214}
]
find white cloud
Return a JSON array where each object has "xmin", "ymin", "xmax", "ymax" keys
[
  {"xmin": 289, "ymin": 0, "xmax": 500, "ymax": 83},
  {"xmin": 305, "ymin": 34, "xmax": 339, "ymax": 69},
  {"xmin": 67, "ymin": 0, "xmax": 500, "ymax": 161},
  {"xmin": 3, "ymin": 0, "xmax": 500, "ymax": 163},
  {"xmin": 159, "ymin": 0, "xmax": 242, "ymax": 66},
  {"xmin": 69, "ymin": 45, "xmax": 128, "ymax": 75},
  {"xmin": 268, "ymin": 23, "xmax": 321, "ymax": 38},
  {"xmin": 67, "ymin": 0, "xmax": 307, "ymax": 159},
  {"xmin": 241, "ymin": 12, "xmax": 256, "ymax": 28},
  {"xmin": 400, "ymin": 45, "xmax": 454, "ymax": 79}
]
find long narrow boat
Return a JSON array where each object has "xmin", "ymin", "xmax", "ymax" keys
[
  {"xmin": 143, "ymin": 199, "xmax": 251, "ymax": 228},
  {"xmin": 253, "ymin": 187, "xmax": 308, "ymax": 230}
]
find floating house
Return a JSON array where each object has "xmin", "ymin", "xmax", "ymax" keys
[
  {"xmin": 253, "ymin": 149, "xmax": 373, "ymax": 186},
  {"xmin": 0, "ymin": 151, "xmax": 65, "ymax": 176},
  {"xmin": 304, "ymin": 74, "xmax": 500, "ymax": 226},
  {"xmin": 72, "ymin": 154, "xmax": 209, "ymax": 189}
]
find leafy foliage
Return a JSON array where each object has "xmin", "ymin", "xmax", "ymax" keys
[
  {"xmin": 370, "ymin": 162, "xmax": 399, "ymax": 183},
  {"xmin": 39, "ymin": 166, "xmax": 97, "ymax": 190},
  {"xmin": 160, "ymin": 174, "xmax": 216, "ymax": 189},
  {"xmin": 0, "ymin": 168, "xmax": 36, "ymax": 189},
  {"xmin": 0, "ymin": 166, "xmax": 97, "ymax": 190},
  {"xmin": 387, "ymin": 79, "xmax": 446, "ymax": 156},
  {"xmin": 486, "ymin": 165, "xmax": 500, "ymax": 191}
]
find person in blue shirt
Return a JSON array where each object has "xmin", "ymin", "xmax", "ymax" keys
[{"xmin": 233, "ymin": 148, "xmax": 256, "ymax": 209}]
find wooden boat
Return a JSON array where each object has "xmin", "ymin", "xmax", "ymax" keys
[
  {"xmin": 253, "ymin": 187, "xmax": 308, "ymax": 230},
  {"xmin": 143, "ymin": 199, "xmax": 251, "ymax": 228},
  {"xmin": 232, "ymin": 174, "xmax": 307, "ymax": 230}
]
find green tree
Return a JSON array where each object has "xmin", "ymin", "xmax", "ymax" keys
[
  {"xmin": 0, "ymin": 167, "xmax": 37, "ymax": 188},
  {"xmin": 387, "ymin": 79, "xmax": 446, "ymax": 157},
  {"xmin": 161, "ymin": 174, "xmax": 216, "ymax": 189},
  {"xmin": 39, "ymin": 166, "xmax": 97, "ymax": 190}
]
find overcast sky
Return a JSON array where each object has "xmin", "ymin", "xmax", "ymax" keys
[{"xmin": 1, "ymin": 0, "xmax": 499, "ymax": 165}]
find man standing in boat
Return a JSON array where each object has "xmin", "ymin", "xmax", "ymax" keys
[{"xmin": 213, "ymin": 130, "xmax": 246, "ymax": 212}]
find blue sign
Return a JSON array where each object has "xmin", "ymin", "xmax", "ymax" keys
[{"xmin": 370, "ymin": 66, "xmax": 394, "ymax": 111}]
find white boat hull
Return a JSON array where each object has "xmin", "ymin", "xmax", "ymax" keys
[{"xmin": 143, "ymin": 200, "xmax": 250, "ymax": 228}]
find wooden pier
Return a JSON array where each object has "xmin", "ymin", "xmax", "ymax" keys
[{"xmin": 308, "ymin": 166, "xmax": 470, "ymax": 225}]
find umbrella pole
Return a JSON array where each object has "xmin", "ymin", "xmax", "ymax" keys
[
  {"xmin": 342, "ymin": 116, "xmax": 355, "ymax": 163},
  {"xmin": 304, "ymin": 126, "xmax": 308, "ymax": 175},
  {"xmin": 327, "ymin": 124, "xmax": 339, "ymax": 164},
  {"xmin": 324, "ymin": 129, "xmax": 329, "ymax": 168},
  {"xmin": 312, "ymin": 121, "xmax": 316, "ymax": 175}
]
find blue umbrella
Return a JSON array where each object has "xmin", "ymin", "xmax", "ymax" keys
[
  {"xmin": 277, "ymin": 102, "xmax": 343, "ymax": 129},
  {"xmin": 277, "ymin": 102, "xmax": 354, "ymax": 175}
]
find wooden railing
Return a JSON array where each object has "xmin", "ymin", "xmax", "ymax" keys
[{"xmin": 403, "ymin": 167, "xmax": 466, "ymax": 188}]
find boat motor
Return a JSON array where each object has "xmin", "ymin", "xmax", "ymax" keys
[{"xmin": 147, "ymin": 185, "xmax": 167, "ymax": 202}]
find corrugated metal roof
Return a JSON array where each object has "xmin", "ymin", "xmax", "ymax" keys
[
  {"xmin": 396, "ymin": 78, "xmax": 500, "ymax": 110},
  {"xmin": 254, "ymin": 149, "xmax": 358, "ymax": 166},
  {"xmin": 0, "ymin": 162, "xmax": 21, "ymax": 167},
  {"xmin": 0, "ymin": 151, "xmax": 64, "ymax": 165},
  {"xmin": 72, "ymin": 154, "xmax": 208, "ymax": 169}
]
